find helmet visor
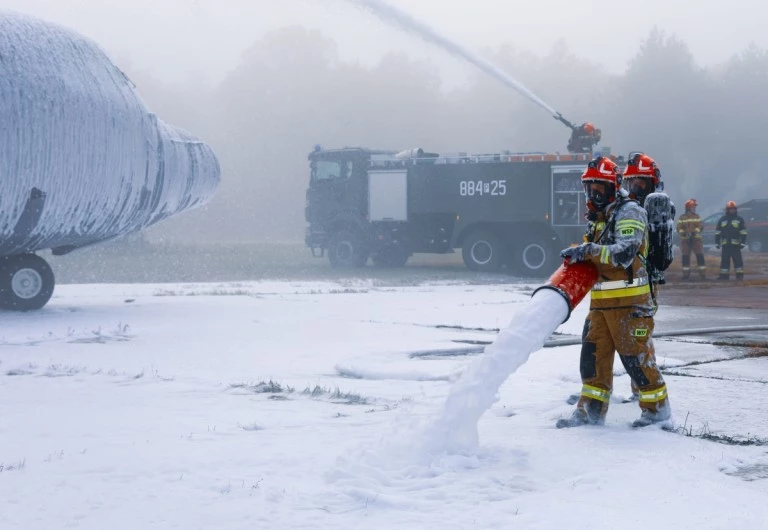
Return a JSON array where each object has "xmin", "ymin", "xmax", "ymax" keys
[
  {"xmin": 627, "ymin": 178, "xmax": 652, "ymax": 202},
  {"xmin": 585, "ymin": 181, "xmax": 614, "ymax": 210}
]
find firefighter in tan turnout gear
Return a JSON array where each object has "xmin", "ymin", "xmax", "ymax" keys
[
  {"xmin": 677, "ymin": 199, "xmax": 706, "ymax": 280},
  {"xmin": 716, "ymin": 201, "xmax": 748, "ymax": 280},
  {"xmin": 557, "ymin": 156, "xmax": 671, "ymax": 428}
]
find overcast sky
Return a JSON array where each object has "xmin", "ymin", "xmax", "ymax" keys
[{"xmin": 2, "ymin": 0, "xmax": 766, "ymax": 88}]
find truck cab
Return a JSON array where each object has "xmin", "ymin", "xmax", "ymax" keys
[{"xmin": 305, "ymin": 147, "xmax": 398, "ymax": 267}]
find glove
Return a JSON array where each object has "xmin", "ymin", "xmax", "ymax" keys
[
  {"xmin": 739, "ymin": 244, "xmax": 745, "ymax": 249},
  {"xmin": 716, "ymin": 244, "xmax": 721, "ymax": 250},
  {"xmin": 560, "ymin": 243, "xmax": 597, "ymax": 263}
]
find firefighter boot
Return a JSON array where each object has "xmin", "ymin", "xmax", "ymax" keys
[
  {"xmin": 556, "ymin": 399, "xmax": 606, "ymax": 428},
  {"xmin": 699, "ymin": 269, "xmax": 706, "ymax": 280},
  {"xmin": 736, "ymin": 272, "xmax": 744, "ymax": 281},
  {"xmin": 556, "ymin": 408, "xmax": 589, "ymax": 429},
  {"xmin": 631, "ymin": 402, "xmax": 672, "ymax": 429}
]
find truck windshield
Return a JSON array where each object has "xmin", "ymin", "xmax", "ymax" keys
[{"xmin": 311, "ymin": 160, "xmax": 342, "ymax": 181}]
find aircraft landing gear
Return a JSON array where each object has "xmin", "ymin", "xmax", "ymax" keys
[{"xmin": 0, "ymin": 254, "xmax": 55, "ymax": 310}]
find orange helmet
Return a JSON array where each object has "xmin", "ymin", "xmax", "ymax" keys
[
  {"xmin": 582, "ymin": 156, "xmax": 620, "ymax": 185},
  {"xmin": 623, "ymin": 152, "xmax": 661, "ymax": 185},
  {"xmin": 582, "ymin": 156, "xmax": 620, "ymax": 211},
  {"xmin": 726, "ymin": 200, "xmax": 737, "ymax": 209},
  {"xmin": 583, "ymin": 122, "xmax": 596, "ymax": 134},
  {"xmin": 685, "ymin": 199, "xmax": 697, "ymax": 210}
]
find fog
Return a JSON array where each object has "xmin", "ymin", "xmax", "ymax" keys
[{"xmin": 3, "ymin": 0, "xmax": 768, "ymax": 244}]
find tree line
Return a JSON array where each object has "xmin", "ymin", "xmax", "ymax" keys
[{"xmin": 128, "ymin": 26, "xmax": 768, "ymax": 243}]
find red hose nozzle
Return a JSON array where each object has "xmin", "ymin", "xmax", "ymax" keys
[{"xmin": 532, "ymin": 261, "xmax": 599, "ymax": 323}]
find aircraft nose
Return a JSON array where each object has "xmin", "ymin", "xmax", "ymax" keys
[{"xmin": 151, "ymin": 120, "xmax": 221, "ymax": 221}]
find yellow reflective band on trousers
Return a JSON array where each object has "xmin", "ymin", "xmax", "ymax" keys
[
  {"xmin": 581, "ymin": 384, "xmax": 611, "ymax": 403},
  {"xmin": 639, "ymin": 385, "xmax": 668, "ymax": 403},
  {"xmin": 591, "ymin": 284, "xmax": 651, "ymax": 300}
]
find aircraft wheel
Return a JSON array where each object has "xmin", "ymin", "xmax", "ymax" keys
[{"xmin": 0, "ymin": 254, "xmax": 56, "ymax": 311}]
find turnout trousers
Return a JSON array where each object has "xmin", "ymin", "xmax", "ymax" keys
[
  {"xmin": 719, "ymin": 245, "xmax": 744, "ymax": 278},
  {"xmin": 576, "ymin": 308, "xmax": 669, "ymax": 422},
  {"xmin": 680, "ymin": 237, "xmax": 705, "ymax": 277}
]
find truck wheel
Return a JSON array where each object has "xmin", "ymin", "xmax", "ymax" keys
[
  {"xmin": 462, "ymin": 230, "xmax": 503, "ymax": 272},
  {"xmin": 372, "ymin": 246, "xmax": 409, "ymax": 267},
  {"xmin": 510, "ymin": 236, "xmax": 557, "ymax": 277},
  {"xmin": 328, "ymin": 230, "xmax": 369, "ymax": 268},
  {"xmin": 0, "ymin": 254, "xmax": 55, "ymax": 311},
  {"xmin": 748, "ymin": 239, "xmax": 764, "ymax": 253}
]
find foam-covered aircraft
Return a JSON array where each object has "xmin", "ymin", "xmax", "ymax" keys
[{"xmin": 0, "ymin": 10, "xmax": 220, "ymax": 310}]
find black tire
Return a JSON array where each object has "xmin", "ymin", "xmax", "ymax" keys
[
  {"xmin": 0, "ymin": 254, "xmax": 55, "ymax": 311},
  {"xmin": 462, "ymin": 230, "xmax": 504, "ymax": 272},
  {"xmin": 328, "ymin": 230, "xmax": 369, "ymax": 268},
  {"xmin": 509, "ymin": 235, "xmax": 558, "ymax": 278},
  {"xmin": 372, "ymin": 246, "xmax": 410, "ymax": 267}
]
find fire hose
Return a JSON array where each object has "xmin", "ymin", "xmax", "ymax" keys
[{"xmin": 410, "ymin": 261, "xmax": 768, "ymax": 358}]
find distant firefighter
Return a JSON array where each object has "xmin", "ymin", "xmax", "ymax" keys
[
  {"xmin": 715, "ymin": 201, "xmax": 748, "ymax": 280},
  {"xmin": 676, "ymin": 199, "xmax": 706, "ymax": 280},
  {"xmin": 0, "ymin": 9, "xmax": 220, "ymax": 310},
  {"xmin": 567, "ymin": 122, "xmax": 602, "ymax": 154}
]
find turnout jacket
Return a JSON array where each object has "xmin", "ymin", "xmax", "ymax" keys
[
  {"xmin": 676, "ymin": 212, "xmax": 702, "ymax": 239},
  {"xmin": 582, "ymin": 193, "xmax": 652, "ymax": 311},
  {"xmin": 715, "ymin": 214, "xmax": 747, "ymax": 246}
]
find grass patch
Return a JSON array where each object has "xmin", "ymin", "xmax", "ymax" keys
[
  {"xmin": 6, "ymin": 365, "xmax": 35, "ymax": 376},
  {"xmin": 230, "ymin": 380, "xmax": 292, "ymax": 394},
  {"xmin": 0, "ymin": 459, "xmax": 26, "ymax": 473},
  {"xmin": 301, "ymin": 385, "xmax": 369, "ymax": 404},
  {"xmin": 42, "ymin": 364, "xmax": 86, "ymax": 377},
  {"xmin": 237, "ymin": 422, "xmax": 264, "ymax": 432},
  {"xmin": 672, "ymin": 413, "xmax": 768, "ymax": 446},
  {"xmin": 305, "ymin": 289, "xmax": 369, "ymax": 295},
  {"xmin": 153, "ymin": 288, "xmax": 257, "ymax": 297},
  {"xmin": 229, "ymin": 380, "xmax": 371, "ymax": 405},
  {"xmin": 746, "ymin": 347, "xmax": 768, "ymax": 358}
]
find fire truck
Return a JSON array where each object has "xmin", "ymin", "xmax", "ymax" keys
[{"xmin": 305, "ymin": 145, "xmax": 606, "ymax": 277}]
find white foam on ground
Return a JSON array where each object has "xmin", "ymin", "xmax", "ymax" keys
[
  {"xmin": 427, "ymin": 289, "xmax": 569, "ymax": 453},
  {"xmin": 332, "ymin": 289, "xmax": 569, "ymax": 479}
]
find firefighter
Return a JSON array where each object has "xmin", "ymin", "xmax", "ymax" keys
[
  {"xmin": 620, "ymin": 152, "xmax": 666, "ymax": 402},
  {"xmin": 622, "ymin": 152, "xmax": 675, "ymax": 285},
  {"xmin": 557, "ymin": 156, "xmax": 671, "ymax": 428},
  {"xmin": 567, "ymin": 122, "xmax": 602, "ymax": 154},
  {"xmin": 715, "ymin": 201, "xmax": 748, "ymax": 280},
  {"xmin": 676, "ymin": 199, "xmax": 706, "ymax": 280},
  {"xmin": 623, "ymin": 152, "xmax": 660, "ymax": 206}
]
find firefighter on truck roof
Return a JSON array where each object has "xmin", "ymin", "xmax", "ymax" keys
[
  {"xmin": 677, "ymin": 199, "xmax": 706, "ymax": 280},
  {"xmin": 557, "ymin": 156, "xmax": 671, "ymax": 428},
  {"xmin": 715, "ymin": 201, "xmax": 748, "ymax": 280}
]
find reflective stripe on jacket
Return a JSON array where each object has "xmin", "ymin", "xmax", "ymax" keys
[
  {"xmin": 583, "ymin": 193, "xmax": 652, "ymax": 310},
  {"xmin": 714, "ymin": 215, "xmax": 747, "ymax": 246},
  {"xmin": 676, "ymin": 212, "xmax": 702, "ymax": 239}
]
